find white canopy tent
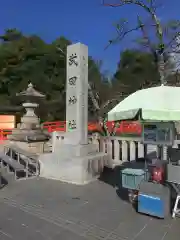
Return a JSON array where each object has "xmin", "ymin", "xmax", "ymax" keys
[{"xmin": 108, "ymin": 85, "xmax": 180, "ymax": 121}]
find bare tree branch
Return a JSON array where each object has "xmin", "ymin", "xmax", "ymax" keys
[
  {"xmin": 102, "ymin": 0, "xmax": 173, "ymax": 86},
  {"xmin": 105, "ymin": 24, "xmax": 141, "ymax": 49},
  {"xmin": 102, "ymin": 0, "xmax": 126, "ymax": 7},
  {"xmin": 103, "ymin": 0, "xmax": 163, "ymax": 45}
]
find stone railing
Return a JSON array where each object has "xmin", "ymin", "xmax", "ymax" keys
[
  {"xmin": 90, "ymin": 136, "xmax": 170, "ymax": 168},
  {"xmin": 50, "ymin": 132, "xmax": 180, "ymax": 169}
]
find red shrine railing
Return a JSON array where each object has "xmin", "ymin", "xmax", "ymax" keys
[
  {"xmin": 0, "ymin": 120, "xmax": 142, "ymax": 143},
  {"xmin": 0, "ymin": 129, "xmax": 13, "ymax": 141},
  {"xmin": 42, "ymin": 120, "xmax": 142, "ymax": 135}
]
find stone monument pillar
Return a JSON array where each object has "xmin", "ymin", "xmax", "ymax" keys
[
  {"xmin": 39, "ymin": 43, "xmax": 107, "ymax": 185},
  {"xmin": 66, "ymin": 43, "xmax": 88, "ymax": 145}
]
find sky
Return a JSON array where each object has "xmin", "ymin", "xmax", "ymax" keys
[{"xmin": 0, "ymin": 0, "xmax": 180, "ymax": 74}]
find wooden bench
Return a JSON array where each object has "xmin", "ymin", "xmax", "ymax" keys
[
  {"xmin": 0, "ymin": 152, "xmax": 26, "ymax": 180},
  {"xmin": 4, "ymin": 145, "xmax": 39, "ymax": 176}
]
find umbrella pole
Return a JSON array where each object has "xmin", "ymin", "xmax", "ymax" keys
[{"xmin": 157, "ymin": 145, "xmax": 163, "ymax": 161}]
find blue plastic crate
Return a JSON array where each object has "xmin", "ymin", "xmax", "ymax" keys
[
  {"xmin": 121, "ymin": 168, "xmax": 146, "ymax": 190},
  {"xmin": 138, "ymin": 194, "xmax": 164, "ymax": 218}
]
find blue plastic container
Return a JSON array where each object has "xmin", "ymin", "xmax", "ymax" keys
[
  {"xmin": 138, "ymin": 181, "xmax": 170, "ymax": 218},
  {"xmin": 138, "ymin": 193, "xmax": 164, "ymax": 218},
  {"xmin": 121, "ymin": 168, "xmax": 146, "ymax": 190}
]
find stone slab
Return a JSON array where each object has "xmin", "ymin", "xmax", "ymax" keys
[
  {"xmin": 0, "ymin": 178, "xmax": 179, "ymax": 240},
  {"xmin": 39, "ymin": 151, "xmax": 107, "ymax": 185},
  {"xmin": 53, "ymin": 142, "xmax": 99, "ymax": 158},
  {"xmin": 9, "ymin": 141, "xmax": 46, "ymax": 154}
]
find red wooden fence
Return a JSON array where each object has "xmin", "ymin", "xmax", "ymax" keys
[
  {"xmin": 0, "ymin": 120, "xmax": 142, "ymax": 143},
  {"xmin": 0, "ymin": 129, "xmax": 13, "ymax": 141},
  {"xmin": 42, "ymin": 121, "xmax": 142, "ymax": 135}
]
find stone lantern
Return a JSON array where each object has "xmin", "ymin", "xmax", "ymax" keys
[{"xmin": 8, "ymin": 83, "xmax": 49, "ymax": 153}]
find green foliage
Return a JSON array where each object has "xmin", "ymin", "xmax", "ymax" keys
[
  {"xmin": 114, "ymin": 49, "xmax": 160, "ymax": 93},
  {"xmin": 0, "ymin": 28, "xmax": 111, "ymax": 122},
  {"xmin": 0, "ymin": 28, "xmax": 178, "ymax": 123}
]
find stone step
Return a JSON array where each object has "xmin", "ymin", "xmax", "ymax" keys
[
  {"xmin": 0, "ymin": 167, "xmax": 15, "ymax": 186},
  {"xmin": 4, "ymin": 146, "xmax": 39, "ymax": 176},
  {"xmin": 0, "ymin": 150, "xmax": 38, "ymax": 184}
]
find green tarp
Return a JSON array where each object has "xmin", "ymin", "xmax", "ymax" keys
[{"xmin": 108, "ymin": 86, "xmax": 180, "ymax": 121}]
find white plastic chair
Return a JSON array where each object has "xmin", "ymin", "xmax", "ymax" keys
[{"xmin": 172, "ymin": 194, "xmax": 180, "ymax": 218}]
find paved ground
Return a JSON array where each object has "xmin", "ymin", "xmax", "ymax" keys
[{"xmin": 0, "ymin": 170, "xmax": 180, "ymax": 240}]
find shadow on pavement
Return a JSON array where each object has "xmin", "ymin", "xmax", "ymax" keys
[
  {"xmin": 99, "ymin": 152, "xmax": 157, "ymax": 204},
  {"xmin": 0, "ymin": 175, "xmax": 8, "ymax": 189}
]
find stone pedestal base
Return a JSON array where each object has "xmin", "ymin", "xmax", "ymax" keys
[
  {"xmin": 8, "ymin": 128, "xmax": 49, "ymax": 142},
  {"xmin": 38, "ymin": 145, "xmax": 107, "ymax": 185}
]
